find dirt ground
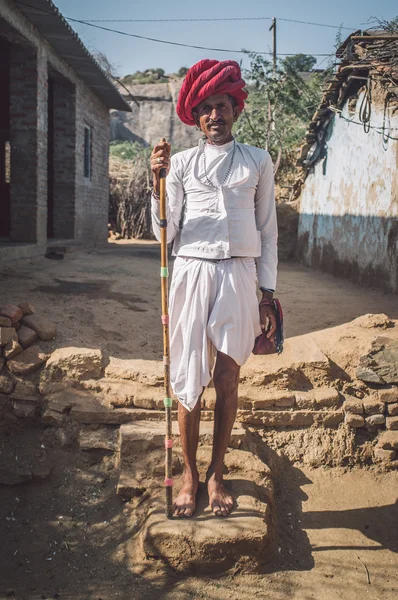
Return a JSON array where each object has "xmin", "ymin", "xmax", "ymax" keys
[{"xmin": 0, "ymin": 241, "xmax": 398, "ymax": 599}]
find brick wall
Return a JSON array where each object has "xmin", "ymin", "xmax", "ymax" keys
[{"xmin": 1, "ymin": 0, "xmax": 112, "ymax": 250}]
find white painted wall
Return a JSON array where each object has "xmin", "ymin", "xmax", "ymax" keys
[{"xmin": 298, "ymin": 90, "xmax": 398, "ymax": 292}]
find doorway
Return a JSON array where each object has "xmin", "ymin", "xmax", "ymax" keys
[{"xmin": 0, "ymin": 38, "xmax": 10, "ymax": 238}]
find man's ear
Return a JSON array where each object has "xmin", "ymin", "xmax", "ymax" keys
[
  {"xmin": 192, "ymin": 110, "xmax": 200, "ymax": 127},
  {"xmin": 233, "ymin": 106, "xmax": 241, "ymax": 122}
]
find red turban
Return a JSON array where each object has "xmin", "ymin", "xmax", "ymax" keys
[{"xmin": 176, "ymin": 59, "xmax": 248, "ymax": 126}]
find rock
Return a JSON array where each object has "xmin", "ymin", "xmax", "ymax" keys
[
  {"xmin": 363, "ymin": 397, "xmax": 385, "ymax": 415},
  {"xmin": 345, "ymin": 413, "xmax": 365, "ymax": 428},
  {"xmin": 353, "ymin": 313, "xmax": 393, "ymax": 329},
  {"xmin": 251, "ymin": 390, "xmax": 296, "ymax": 410},
  {"xmin": 12, "ymin": 401, "xmax": 37, "ymax": 418},
  {"xmin": 116, "ymin": 471, "xmax": 146, "ymax": 500},
  {"xmin": 387, "ymin": 403, "xmax": 398, "ymax": 416},
  {"xmin": 0, "ymin": 305, "xmax": 23, "ymax": 325},
  {"xmin": 70, "ymin": 402, "xmax": 177, "ymax": 425},
  {"xmin": 42, "ymin": 408, "xmax": 65, "ymax": 426},
  {"xmin": 0, "ymin": 357, "xmax": 4, "ymax": 371},
  {"xmin": 46, "ymin": 387, "xmax": 95, "ymax": 413},
  {"xmin": 10, "ymin": 382, "xmax": 39, "ymax": 402},
  {"xmin": 343, "ymin": 397, "xmax": 363, "ymax": 414},
  {"xmin": 18, "ymin": 302, "xmax": 35, "ymax": 316},
  {"xmin": 4, "ymin": 335, "xmax": 23, "ymax": 360},
  {"xmin": 0, "ymin": 327, "xmax": 16, "ymax": 347},
  {"xmin": 378, "ymin": 388, "xmax": 398, "ymax": 404},
  {"xmin": 237, "ymin": 409, "xmax": 343, "ymax": 428},
  {"xmin": 365, "ymin": 414, "xmax": 385, "ymax": 427},
  {"xmin": 374, "ymin": 447, "xmax": 396, "ymax": 462},
  {"xmin": 356, "ymin": 337, "xmax": 398, "ymax": 384},
  {"xmin": 377, "ymin": 431, "xmax": 398, "ymax": 449},
  {"xmin": 21, "ymin": 314, "xmax": 56, "ymax": 341},
  {"xmin": 0, "ymin": 374, "xmax": 15, "ymax": 395},
  {"xmin": 17, "ymin": 325, "xmax": 38, "ymax": 349},
  {"xmin": 79, "ymin": 428, "xmax": 118, "ymax": 451},
  {"xmin": 42, "ymin": 347, "xmax": 102, "ymax": 382},
  {"xmin": 295, "ymin": 387, "xmax": 340, "ymax": 410},
  {"xmin": 386, "ymin": 416, "xmax": 398, "ymax": 430},
  {"xmin": 7, "ymin": 346, "xmax": 48, "ymax": 375},
  {"xmin": 0, "ymin": 316, "xmax": 12, "ymax": 327},
  {"xmin": 104, "ymin": 357, "xmax": 163, "ymax": 386}
]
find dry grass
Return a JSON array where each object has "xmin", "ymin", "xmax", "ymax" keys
[{"xmin": 109, "ymin": 153, "xmax": 154, "ymax": 240}]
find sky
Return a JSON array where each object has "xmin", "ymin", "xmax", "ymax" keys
[{"xmin": 54, "ymin": 0, "xmax": 398, "ymax": 77}]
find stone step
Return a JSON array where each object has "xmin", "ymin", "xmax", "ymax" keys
[
  {"xmin": 137, "ymin": 447, "xmax": 274, "ymax": 573},
  {"xmin": 118, "ymin": 421, "xmax": 246, "ymax": 464}
]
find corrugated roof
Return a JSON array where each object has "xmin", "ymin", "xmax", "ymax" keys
[{"xmin": 14, "ymin": 0, "xmax": 131, "ymax": 112}]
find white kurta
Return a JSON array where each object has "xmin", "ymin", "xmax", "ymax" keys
[{"xmin": 151, "ymin": 139, "xmax": 278, "ymax": 410}]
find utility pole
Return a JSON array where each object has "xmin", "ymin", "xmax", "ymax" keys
[{"xmin": 269, "ymin": 17, "xmax": 277, "ymax": 73}]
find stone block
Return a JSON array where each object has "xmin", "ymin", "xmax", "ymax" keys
[
  {"xmin": 0, "ymin": 317, "xmax": 12, "ymax": 327},
  {"xmin": 0, "ymin": 305, "xmax": 23, "ymax": 325},
  {"xmin": 18, "ymin": 302, "xmax": 35, "ymax": 316},
  {"xmin": 22, "ymin": 314, "xmax": 56, "ymax": 341},
  {"xmin": 4, "ymin": 336, "xmax": 23, "ymax": 360},
  {"xmin": 46, "ymin": 387, "xmax": 95, "ymax": 413},
  {"xmin": 104, "ymin": 357, "xmax": 163, "ymax": 386},
  {"xmin": 365, "ymin": 414, "xmax": 385, "ymax": 427},
  {"xmin": 0, "ymin": 327, "xmax": 16, "ymax": 347},
  {"xmin": 0, "ymin": 374, "xmax": 15, "ymax": 395},
  {"xmin": 363, "ymin": 397, "xmax": 385, "ymax": 415},
  {"xmin": 70, "ymin": 403, "xmax": 178, "ymax": 425},
  {"xmin": 345, "ymin": 413, "xmax": 365, "ymax": 428},
  {"xmin": 316, "ymin": 411, "xmax": 344, "ymax": 427},
  {"xmin": 7, "ymin": 346, "xmax": 48, "ymax": 375},
  {"xmin": 387, "ymin": 403, "xmax": 398, "ymax": 416},
  {"xmin": 10, "ymin": 382, "xmax": 39, "ymax": 402},
  {"xmin": 377, "ymin": 431, "xmax": 398, "ymax": 449},
  {"xmin": 12, "ymin": 401, "xmax": 37, "ymax": 418},
  {"xmin": 17, "ymin": 325, "xmax": 38, "ymax": 349},
  {"xmin": 42, "ymin": 408, "xmax": 65, "ymax": 426},
  {"xmin": 378, "ymin": 388, "xmax": 398, "ymax": 404},
  {"xmin": 79, "ymin": 428, "xmax": 118, "ymax": 451},
  {"xmin": 42, "ymin": 347, "xmax": 102, "ymax": 382},
  {"xmin": 386, "ymin": 416, "xmax": 398, "ymax": 430},
  {"xmin": 116, "ymin": 471, "xmax": 146, "ymax": 501},
  {"xmin": 251, "ymin": 390, "xmax": 295, "ymax": 410},
  {"xmin": 374, "ymin": 447, "xmax": 396, "ymax": 462},
  {"xmin": 343, "ymin": 397, "xmax": 363, "ymax": 414},
  {"xmin": 295, "ymin": 387, "xmax": 340, "ymax": 410}
]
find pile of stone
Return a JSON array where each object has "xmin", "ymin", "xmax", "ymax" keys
[{"xmin": 0, "ymin": 303, "xmax": 56, "ymax": 375}]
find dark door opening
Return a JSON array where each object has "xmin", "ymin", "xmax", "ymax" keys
[
  {"xmin": 0, "ymin": 38, "xmax": 11, "ymax": 238},
  {"xmin": 47, "ymin": 77, "xmax": 54, "ymax": 238}
]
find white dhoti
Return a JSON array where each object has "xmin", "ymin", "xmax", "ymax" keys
[{"xmin": 169, "ymin": 256, "xmax": 262, "ymax": 411}]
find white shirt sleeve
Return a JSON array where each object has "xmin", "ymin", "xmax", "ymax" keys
[
  {"xmin": 151, "ymin": 154, "xmax": 185, "ymax": 244},
  {"xmin": 254, "ymin": 153, "xmax": 278, "ymax": 290}
]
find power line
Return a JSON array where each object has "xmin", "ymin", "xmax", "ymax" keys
[
  {"xmin": 14, "ymin": 2, "xmax": 336, "ymax": 58},
  {"xmin": 63, "ymin": 17, "xmax": 332, "ymax": 57},
  {"xmin": 64, "ymin": 16, "xmax": 356, "ymax": 31}
]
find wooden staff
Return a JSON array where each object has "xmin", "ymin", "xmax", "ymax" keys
[{"xmin": 159, "ymin": 139, "xmax": 173, "ymax": 518}]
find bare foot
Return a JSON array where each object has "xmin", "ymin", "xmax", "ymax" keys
[
  {"xmin": 173, "ymin": 471, "xmax": 199, "ymax": 518},
  {"xmin": 207, "ymin": 471, "xmax": 233, "ymax": 517}
]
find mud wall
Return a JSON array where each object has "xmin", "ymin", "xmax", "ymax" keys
[{"xmin": 297, "ymin": 92, "xmax": 398, "ymax": 292}]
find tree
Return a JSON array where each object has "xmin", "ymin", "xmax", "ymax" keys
[{"xmin": 234, "ymin": 53, "xmax": 323, "ymax": 181}]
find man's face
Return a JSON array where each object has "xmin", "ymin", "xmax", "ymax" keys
[{"xmin": 193, "ymin": 93, "xmax": 240, "ymax": 145}]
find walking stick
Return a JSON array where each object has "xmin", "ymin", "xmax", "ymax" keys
[{"xmin": 159, "ymin": 139, "xmax": 173, "ymax": 519}]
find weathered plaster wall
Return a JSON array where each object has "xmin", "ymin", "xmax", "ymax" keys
[{"xmin": 297, "ymin": 91, "xmax": 398, "ymax": 292}]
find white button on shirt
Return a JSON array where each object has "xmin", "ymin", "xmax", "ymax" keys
[{"xmin": 151, "ymin": 138, "xmax": 278, "ymax": 290}]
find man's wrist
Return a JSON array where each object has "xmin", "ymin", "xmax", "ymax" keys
[{"xmin": 260, "ymin": 286, "xmax": 274, "ymax": 301}]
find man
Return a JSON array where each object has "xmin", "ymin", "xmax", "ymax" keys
[{"xmin": 151, "ymin": 59, "xmax": 278, "ymax": 518}]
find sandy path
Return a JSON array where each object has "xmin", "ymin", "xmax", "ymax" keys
[{"xmin": 0, "ymin": 240, "xmax": 397, "ymax": 363}]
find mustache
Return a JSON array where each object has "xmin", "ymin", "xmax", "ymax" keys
[{"xmin": 207, "ymin": 119, "xmax": 226, "ymax": 127}]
